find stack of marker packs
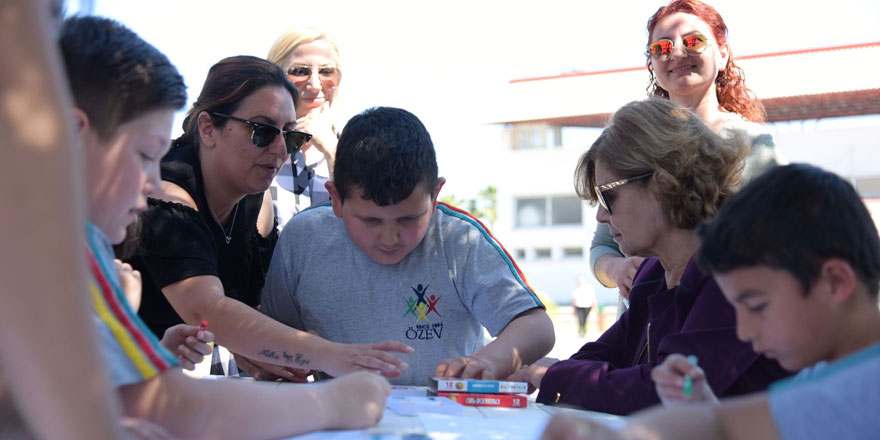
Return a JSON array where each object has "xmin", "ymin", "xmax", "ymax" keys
[{"xmin": 428, "ymin": 377, "xmax": 529, "ymax": 408}]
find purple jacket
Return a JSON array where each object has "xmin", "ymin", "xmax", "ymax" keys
[{"xmin": 536, "ymin": 257, "xmax": 790, "ymax": 415}]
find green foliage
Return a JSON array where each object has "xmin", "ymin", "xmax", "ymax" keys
[{"xmin": 439, "ymin": 185, "xmax": 497, "ymax": 228}]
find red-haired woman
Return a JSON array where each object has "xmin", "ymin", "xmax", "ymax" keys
[{"xmin": 591, "ymin": 0, "xmax": 784, "ymax": 307}]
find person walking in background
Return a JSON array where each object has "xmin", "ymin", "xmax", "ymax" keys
[
  {"xmin": 572, "ymin": 275, "xmax": 597, "ymax": 337},
  {"xmin": 590, "ymin": 0, "xmax": 784, "ymax": 314},
  {"xmin": 267, "ymin": 27, "xmax": 342, "ymax": 224}
]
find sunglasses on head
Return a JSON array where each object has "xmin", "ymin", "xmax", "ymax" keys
[
  {"xmin": 209, "ymin": 112, "xmax": 311, "ymax": 155},
  {"xmin": 595, "ymin": 171, "xmax": 654, "ymax": 215},
  {"xmin": 648, "ymin": 33, "xmax": 709, "ymax": 62},
  {"xmin": 287, "ymin": 65, "xmax": 339, "ymax": 86}
]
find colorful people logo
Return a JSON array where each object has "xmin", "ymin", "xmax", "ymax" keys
[{"xmin": 403, "ymin": 283, "xmax": 441, "ymax": 321}]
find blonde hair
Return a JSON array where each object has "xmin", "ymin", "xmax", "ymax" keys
[
  {"xmin": 267, "ymin": 27, "xmax": 342, "ymax": 101},
  {"xmin": 575, "ymin": 98, "xmax": 747, "ymax": 229}
]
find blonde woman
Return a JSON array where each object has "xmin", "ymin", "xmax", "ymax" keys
[{"xmin": 267, "ymin": 27, "xmax": 342, "ymax": 223}]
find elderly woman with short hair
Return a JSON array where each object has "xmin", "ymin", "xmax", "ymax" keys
[{"xmin": 511, "ymin": 98, "xmax": 790, "ymax": 415}]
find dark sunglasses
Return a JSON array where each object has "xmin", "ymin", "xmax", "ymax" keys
[
  {"xmin": 209, "ymin": 112, "xmax": 311, "ymax": 154},
  {"xmin": 287, "ymin": 65, "xmax": 340, "ymax": 86},
  {"xmin": 595, "ymin": 172, "xmax": 654, "ymax": 215},
  {"xmin": 648, "ymin": 33, "xmax": 710, "ymax": 62}
]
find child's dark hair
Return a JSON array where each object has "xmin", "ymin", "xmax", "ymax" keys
[
  {"xmin": 174, "ymin": 55, "xmax": 298, "ymax": 149},
  {"xmin": 333, "ymin": 107, "xmax": 438, "ymax": 206},
  {"xmin": 698, "ymin": 164, "xmax": 880, "ymax": 298},
  {"xmin": 59, "ymin": 16, "xmax": 187, "ymax": 138}
]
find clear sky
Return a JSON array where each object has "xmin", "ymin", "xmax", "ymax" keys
[{"xmin": 72, "ymin": 0, "xmax": 880, "ymax": 198}]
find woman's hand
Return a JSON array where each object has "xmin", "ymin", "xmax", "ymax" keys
[
  {"xmin": 233, "ymin": 353, "xmax": 311, "ymax": 382},
  {"xmin": 296, "ymin": 101, "xmax": 337, "ymax": 171},
  {"xmin": 598, "ymin": 255, "xmax": 645, "ymax": 300}
]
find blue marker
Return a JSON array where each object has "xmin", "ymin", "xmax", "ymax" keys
[{"xmin": 682, "ymin": 355, "xmax": 698, "ymax": 397}]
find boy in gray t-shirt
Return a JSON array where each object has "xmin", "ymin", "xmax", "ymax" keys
[{"xmin": 261, "ymin": 107, "xmax": 554, "ymax": 385}]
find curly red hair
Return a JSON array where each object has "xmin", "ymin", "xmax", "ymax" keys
[{"xmin": 646, "ymin": 0, "xmax": 766, "ymax": 122}]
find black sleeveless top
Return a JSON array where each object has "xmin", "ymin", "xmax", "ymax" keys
[{"xmin": 129, "ymin": 142, "xmax": 278, "ymax": 337}]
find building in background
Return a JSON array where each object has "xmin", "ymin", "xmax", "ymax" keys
[{"xmin": 489, "ymin": 42, "xmax": 880, "ymax": 306}]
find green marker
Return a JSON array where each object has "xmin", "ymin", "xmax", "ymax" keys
[{"xmin": 682, "ymin": 355, "xmax": 698, "ymax": 397}]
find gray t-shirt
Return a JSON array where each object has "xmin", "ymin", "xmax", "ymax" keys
[
  {"xmin": 768, "ymin": 342, "xmax": 880, "ymax": 440},
  {"xmin": 262, "ymin": 202, "xmax": 544, "ymax": 385}
]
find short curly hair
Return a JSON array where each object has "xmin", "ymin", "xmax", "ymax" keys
[{"xmin": 575, "ymin": 98, "xmax": 746, "ymax": 229}]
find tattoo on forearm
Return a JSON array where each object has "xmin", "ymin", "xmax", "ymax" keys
[
  {"xmin": 294, "ymin": 353, "xmax": 310, "ymax": 366},
  {"xmin": 259, "ymin": 349, "xmax": 310, "ymax": 366},
  {"xmin": 258, "ymin": 349, "xmax": 280, "ymax": 360}
]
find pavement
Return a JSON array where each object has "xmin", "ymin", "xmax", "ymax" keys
[{"xmin": 545, "ymin": 305, "xmax": 618, "ymax": 360}]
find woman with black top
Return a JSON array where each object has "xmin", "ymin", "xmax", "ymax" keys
[{"xmin": 129, "ymin": 56, "xmax": 412, "ymax": 380}]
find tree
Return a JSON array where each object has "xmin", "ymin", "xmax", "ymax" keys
[{"xmin": 439, "ymin": 185, "xmax": 497, "ymax": 229}]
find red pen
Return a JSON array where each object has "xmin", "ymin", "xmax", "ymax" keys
[{"xmin": 199, "ymin": 320, "xmax": 208, "ymax": 335}]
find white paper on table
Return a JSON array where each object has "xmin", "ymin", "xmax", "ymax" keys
[
  {"xmin": 391, "ymin": 385, "xmax": 429, "ymax": 397},
  {"xmin": 417, "ymin": 411, "xmax": 551, "ymax": 440},
  {"xmin": 388, "ymin": 396, "xmax": 464, "ymax": 416}
]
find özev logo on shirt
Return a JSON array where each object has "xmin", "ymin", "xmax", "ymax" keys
[{"xmin": 403, "ymin": 283, "xmax": 443, "ymax": 340}]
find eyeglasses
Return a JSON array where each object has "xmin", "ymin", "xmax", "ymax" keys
[
  {"xmin": 209, "ymin": 112, "xmax": 312, "ymax": 155},
  {"xmin": 648, "ymin": 33, "xmax": 710, "ymax": 62},
  {"xmin": 595, "ymin": 172, "xmax": 654, "ymax": 215},
  {"xmin": 287, "ymin": 65, "xmax": 339, "ymax": 86}
]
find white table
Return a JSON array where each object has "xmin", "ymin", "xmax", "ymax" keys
[{"xmin": 285, "ymin": 387, "xmax": 626, "ymax": 440}]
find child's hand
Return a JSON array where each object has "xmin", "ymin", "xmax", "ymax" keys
[
  {"xmin": 651, "ymin": 354, "xmax": 718, "ymax": 406},
  {"xmin": 433, "ymin": 354, "xmax": 504, "ymax": 381},
  {"xmin": 540, "ymin": 413, "xmax": 620, "ymax": 440},
  {"xmin": 321, "ymin": 371, "xmax": 390, "ymax": 430},
  {"xmin": 160, "ymin": 324, "xmax": 213, "ymax": 371},
  {"xmin": 296, "ymin": 101, "xmax": 336, "ymax": 159},
  {"xmin": 325, "ymin": 340, "xmax": 413, "ymax": 379},
  {"xmin": 504, "ymin": 357, "xmax": 559, "ymax": 394},
  {"xmin": 114, "ymin": 259, "xmax": 142, "ymax": 310}
]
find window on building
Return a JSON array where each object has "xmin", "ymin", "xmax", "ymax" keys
[
  {"xmin": 515, "ymin": 197, "xmax": 546, "ymax": 227},
  {"xmin": 551, "ymin": 196, "xmax": 582, "ymax": 225},
  {"xmin": 515, "ymin": 248, "xmax": 526, "ymax": 260},
  {"xmin": 515, "ymin": 195, "xmax": 582, "ymax": 228},
  {"xmin": 856, "ymin": 176, "xmax": 880, "ymax": 197},
  {"xmin": 550, "ymin": 126, "xmax": 563, "ymax": 149},
  {"xmin": 511, "ymin": 123, "xmax": 562, "ymax": 150},
  {"xmin": 563, "ymin": 247, "xmax": 584, "ymax": 258},
  {"xmin": 535, "ymin": 248, "xmax": 552, "ymax": 259}
]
